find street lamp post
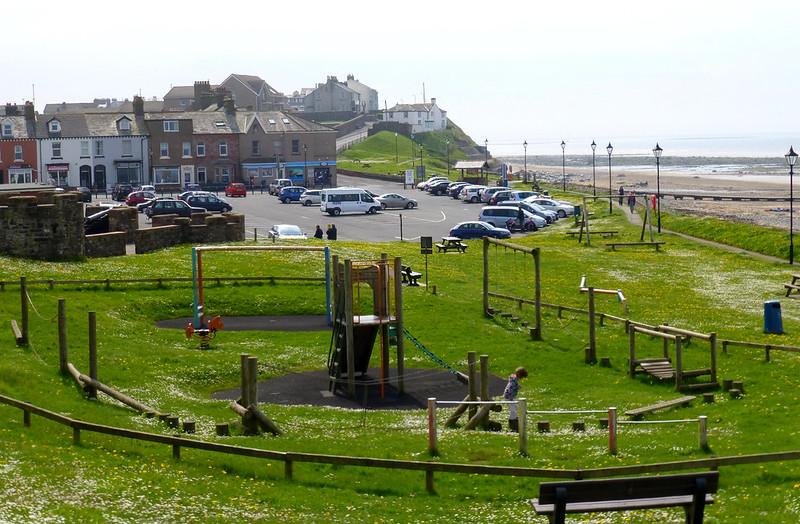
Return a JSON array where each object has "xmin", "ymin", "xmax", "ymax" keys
[
  {"xmin": 484, "ymin": 138, "xmax": 489, "ymax": 185},
  {"xmin": 394, "ymin": 132, "xmax": 398, "ymax": 164},
  {"xmin": 786, "ymin": 147, "xmax": 798, "ymax": 265},
  {"xmin": 303, "ymin": 144, "xmax": 308, "ymax": 187},
  {"xmin": 420, "ymin": 145, "xmax": 424, "ymax": 176},
  {"xmin": 523, "ymin": 140, "xmax": 528, "ymax": 184},
  {"xmin": 653, "ymin": 143, "xmax": 663, "ymax": 232},
  {"xmin": 411, "ymin": 134, "xmax": 416, "ymax": 171},
  {"xmin": 561, "ymin": 140, "xmax": 566, "ymax": 191},
  {"xmin": 606, "ymin": 142, "xmax": 614, "ymax": 214},
  {"xmin": 591, "ymin": 140, "xmax": 597, "ymax": 196},
  {"xmin": 446, "ymin": 139, "xmax": 450, "ymax": 178}
]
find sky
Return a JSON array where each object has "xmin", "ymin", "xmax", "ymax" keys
[{"xmin": 4, "ymin": 0, "xmax": 799, "ymax": 157}]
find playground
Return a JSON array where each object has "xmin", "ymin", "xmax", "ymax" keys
[{"xmin": 2, "ymin": 194, "xmax": 800, "ymax": 522}]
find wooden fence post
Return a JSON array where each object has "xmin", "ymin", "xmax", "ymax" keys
[
  {"xmin": 247, "ymin": 356, "xmax": 258, "ymax": 408},
  {"xmin": 285, "ymin": 457, "xmax": 293, "ymax": 480},
  {"xmin": 709, "ymin": 333, "xmax": 718, "ymax": 383},
  {"xmin": 675, "ymin": 336, "xmax": 684, "ymax": 389},
  {"xmin": 586, "ymin": 287, "xmax": 597, "ymax": 364},
  {"xmin": 628, "ymin": 325, "xmax": 636, "ymax": 378},
  {"xmin": 532, "ymin": 249, "xmax": 542, "ymax": 340},
  {"xmin": 483, "ymin": 238, "xmax": 490, "ymax": 316},
  {"xmin": 19, "ymin": 276, "xmax": 28, "ymax": 345},
  {"xmin": 425, "ymin": 469, "xmax": 435, "ymax": 494},
  {"xmin": 240, "ymin": 354, "xmax": 250, "ymax": 407},
  {"xmin": 608, "ymin": 407, "xmax": 618, "ymax": 455},
  {"xmin": 518, "ymin": 398, "xmax": 528, "ymax": 456},
  {"xmin": 88, "ymin": 312, "xmax": 97, "ymax": 400},
  {"xmin": 480, "ymin": 354, "xmax": 489, "ymax": 428},
  {"xmin": 58, "ymin": 299, "xmax": 68, "ymax": 375},
  {"xmin": 427, "ymin": 398, "xmax": 438, "ymax": 456},
  {"xmin": 698, "ymin": 416, "xmax": 709, "ymax": 450},
  {"xmin": 467, "ymin": 352, "xmax": 477, "ymax": 421}
]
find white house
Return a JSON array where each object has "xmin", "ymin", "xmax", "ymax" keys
[{"xmin": 384, "ymin": 98, "xmax": 447, "ymax": 134}]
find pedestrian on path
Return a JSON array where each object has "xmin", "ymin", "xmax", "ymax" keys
[
  {"xmin": 314, "ymin": 225, "xmax": 324, "ymax": 239},
  {"xmin": 326, "ymin": 224, "xmax": 337, "ymax": 240},
  {"xmin": 618, "ymin": 186, "xmax": 625, "ymax": 206},
  {"xmin": 627, "ymin": 192, "xmax": 636, "ymax": 213}
]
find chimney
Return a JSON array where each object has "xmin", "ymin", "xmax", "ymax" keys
[
  {"xmin": 5, "ymin": 103, "xmax": 18, "ymax": 116},
  {"xmin": 347, "ymin": 74, "xmax": 354, "ymax": 81},
  {"xmin": 215, "ymin": 87, "xmax": 227, "ymax": 108},
  {"xmin": 132, "ymin": 96, "xmax": 144, "ymax": 116},
  {"xmin": 24, "ymin": 101, "xmax": 35, "ymax": 122},
  {"xmin": 224, "ymin": 97, "xmax": 236, "ymax": 115},
  {"xmin": 430, "ymin": 98, "xmax": 436, "ymax": 106}
]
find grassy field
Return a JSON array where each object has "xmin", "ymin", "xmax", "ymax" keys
[{"xmin": 2, "ymin": 196, "xmax": 800, "ymax": 522}]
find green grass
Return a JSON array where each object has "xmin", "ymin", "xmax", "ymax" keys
[{"xmin": 2, "ymin": 203, "xmax": 800, "ymax": 522}]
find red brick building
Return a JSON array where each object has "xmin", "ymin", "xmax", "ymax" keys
[{"xmin": 0, "ymin": 102, "xmax": 38, "ymax": 184}]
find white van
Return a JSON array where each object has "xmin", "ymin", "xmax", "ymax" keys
[{"xmin": 320, "ymin": 188, "xmax": 381, "ymax": 216}]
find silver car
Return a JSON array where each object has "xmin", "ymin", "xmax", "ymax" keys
[
  {"xmin": 268, "ymin": 224, "xmax": 307, "ymax": 240},
  {"xmin": 300, "ymin": 190, "xmax": 322, "ymax": 206},
  {"xmin": 376, "ymin": 193, "xmax": 418, "ymax": 209}
]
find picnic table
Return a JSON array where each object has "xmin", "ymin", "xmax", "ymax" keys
[
  {"xmin": 784, "ymin": 274, "xmax": 800, "ymax": 298},
  {"xmin": 436, "ymin": 237, "xmax": 468, "ymax": 253}
]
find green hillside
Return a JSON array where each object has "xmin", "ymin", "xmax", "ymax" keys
[{"xmin": 339, "ymin": 122, "xmax": 480, "ymax": 178}]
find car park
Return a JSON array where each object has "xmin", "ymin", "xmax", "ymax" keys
[
  {"xmin": 375, "ymin": 193, "xmax": 417, "ymax": 209},
  {"xmin": 320, "ymin": 187, "xmax": 381, "ymax": 215},
  {"xmin": 225, "ymin": 183, "xmax": 247, "ymax": 197},
  {"xmin": 448, "ymin": 221, "xmax": 511, "ymax": 239},
  {"xmin": 525, "ymin": 197, "xmax": 575, "ymax": 218},
  {"xmin": 427, "ymin": 180, "xmax": 452, "ymax": 196},
  {"xmin": 417, "ymin": 176, "xmax": 448, "ymax": 190},
  {"xmin": 144, "ymin": 199, "xmax": 204, "ymax": 218},
  {"xmin": 497, "ymin": 201, "xmax": 557, "ymax": 223},
  {"xmin": 460, "ymin": 185, "xmax": 488, "ymax": 203},
  {"xmin": 478, "ymin": 206, "xmax": 546, "ymax": 231},
  {"xmin": 125, "ymin": 191, "xmax": 156, "ymax": 206},
  {"xmin": 111, "ymin": 183, "xmax": 133, "ymax": 202},
  {"xmin": 300, "ymin": 189, "xmax": 322, "ymax": 206},
  {"xmin": 268, "ymin": 224, "xmax": 307, "ymax": 240},
  {"xmin": 185, "ymin": 194, "xmax": 232, "ymax": 213},
  {"xmin": 278, "ymin": 186, "xmax": 307, "ymax": 204}
]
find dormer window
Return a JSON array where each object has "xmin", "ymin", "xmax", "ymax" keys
[
  {"xmin": 1, "ymin": 120, "xmax": 11, "ymax": 137},
  {"xmin": 49, "ymin": 119, "xmax": 61, "ymax": 133},
  {"xmin": 117, "ymin": 117, "xmax": 131, "ymax": 131},
  {"xmin": 163, "ymin": 120, "xmax": 178, "ymax": 132}
]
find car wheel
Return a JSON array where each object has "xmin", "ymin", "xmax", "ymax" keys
[
  {"xmin": 381, "ymin": 203, "xmax": 387, "ymax": 210},
  {"xmin": 303, "ymin": 200, "xmax": 310, "ymax": 206},
  {"xmin": 282, "ymin": 198, "xmax": 289, "ymax": 204},
  {"xmin": 558, "ymin": 209, "xmax": 567, "ymax": 218},
  {"xmin": 332, "ymin": 208, "xmax": 341, "ymax": 216},
  {"xmin": 471, "ymin": 196, "xmax": 479, "ymax": 203},
  {"xmin": 368, "ymin": 206, "xmax": 379, "ymax": 214},
  {"xmin": 405, "ymin": 202, "xmax": 414, "ymax": 209}
]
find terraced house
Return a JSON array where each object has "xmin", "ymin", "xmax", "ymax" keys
[{"xmin": 0, "ymin": 102, "xmax": 37, "ymax": 184}]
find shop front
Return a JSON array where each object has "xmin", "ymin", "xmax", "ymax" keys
[{"xmin": 46, "ymin": 163, "xmax": 70, "ymax": 187}]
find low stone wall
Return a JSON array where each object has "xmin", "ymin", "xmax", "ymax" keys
[
  {"xmin": 133, "ymin": 212, "xmax": 246, "ymax": 254},
  {"xmin": 109, "ymin": 207, "xmax": 138, "ymax": 242},
  {"xmin": 134, "ymin": 225, "xmax": 184, "ymax": 254},
  {"xmin": 0, "ymin": 192, "xmax": 84, "ymax": 260},
  {"xmin": 85, "ymin": 231, "xmax": 127, "ymax": 257}
]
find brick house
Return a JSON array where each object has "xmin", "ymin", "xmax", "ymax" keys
[{"xmin": 0, "ymin": 102, "xmax": 37, "ymax": 184}]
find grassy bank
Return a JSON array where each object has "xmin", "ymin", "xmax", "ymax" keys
[{"xmin": 1, "ymin": 199, "xmax": 800, "ymax": 522}]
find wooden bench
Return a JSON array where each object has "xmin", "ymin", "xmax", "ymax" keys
[
  {"xmin": 624, "ymin": 395, "xmax": 696, "ymax": 419},
  {"xmin": 566, "ymin": 230, "xmax": 618, "ymax": 238},
  {"xmin": 401, "ymin": 265, "xmax": 422, "ymax": 286},
  {"xmin": 530, "ymin": 471, "xmax": 718, "ymax": 524},
  {"xmin": 784, "ymin": 274, "xmax": 800, "ymax": 298},
  {"xmin": 606, "ymin": 241, "xmax": 665, "ymax": 251}
]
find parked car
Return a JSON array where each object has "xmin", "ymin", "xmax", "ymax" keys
[
  {"xmin": 140, "ymin": 184, "xmax": 156, "ymax": 193},
  {"xmin": 497, "ymin": 201, "xmax": 558, "ymax": 223},
  {"xmin": 111, "ymin": 183, "xmax": 133, "ymax": 202},
  {"xmin": 74, "ymin": 186, "xmax": 92, "ymax": 203},
  {"xmin": 136, "ymin": 197, "xmax": 164, "ymax": 213},
  {"xmin": 448, "ymin": 182, "xmax": 470, "ymax": 198},
  {"xmin": 179, "ymin": 190, "xmax": 212, "ymax": 202},
  {"xmin": 525, "ymin": 197, "xmax": 575, "ymax": 218},
  {"xmin": 478, "ymin": 206, "xmax": 546, "ymax": 231},
  {"xmin": 225, "ymin": 182, "xmax": 247, "ymax": 197},
  {"xmin": 427, "ymin": 180, "xmax": 452, "ymax": 196},
  {"xmin": 84, "ymin": 208, "xmax": 111, "ymax": 235},
  {"xmin": 510, "ymin": 190, "xmax": 538, "ymax": 202},
  {"xmin": 185, "ymin": 194, "xmax": 232, "ymax": 213},
  {"xmin": 480, "ymin": 187, "xmax": 507, "ymax": 203},
  {"xmin": 184, "ymin": 183, "xmax": 202, "ymax": 191},
  {"xmin": 320, "ymin": 187, "xmax": 381, "ymax": 215},
  {"xmin": 488, "ymin": 190, "xmax": 513, "ymax": 205},
  {"xmin": 125, "ymin": 191, "xmax": 156, "ymax": 207},
  {"xmin": 375, "ymin": 193, "xmax": 418, "ymax": 209},
  {"xmin": 144, "ymin": 199, "xmax": 204, "ymax": 218},
  {"xmin": 300, "ymin": 189, "xmax": 322, "ymax": 206},
  {"xmin": 278, "ymin": 186, "xmax": 307, "ymax": 204},
  {"xmin": 269, "ymin": 178, "xmax": 294, "ymax": 195},
  {"xmin": 448, "ymin": 221, "xmax": 511, "ymax": 240},
  {"xmin": 268, "ymin": 224, "xmax": 307, "ymax": 240},
  {"xmin": 417, "ymin": 176, "xmax": 448, "ymax": 190},
  {"xmin": 460, "ymin": 185, "xmax": 488, "ymax": 203}
]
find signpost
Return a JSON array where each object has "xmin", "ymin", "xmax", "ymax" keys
[
  {"xmin": 405, "ymin": 169, "xmax": 414, "ymax": 189},
  {"xmin": 420, "ymin": 236, "xmax": 432, "ymax": 289}
]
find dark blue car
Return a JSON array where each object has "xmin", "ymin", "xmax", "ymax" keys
[
  {"xmin": 449, "ymin": 221, "xmax": 511, "ymax": 240},
  {"xmin": 278, "ymin": 186, "xmax": 306, "ymax": 204}
]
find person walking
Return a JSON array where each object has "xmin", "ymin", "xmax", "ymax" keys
[
  {"xmin": 618, "ymin": 186, "xmax": 625, "ymax": 206},
  {"xmin": 503, "ymin": 367, "xmax": 528, "ymax": 432},
  {"xmin": 627, "ymin": 192, "xmax": 636, "ymax": 214},
  {"xmin": 314, "ymin": 225, "xmax": 324, "ymax": 239},
  {"xmin": 326, "ymin": 224, "xmax": 337, "ymax": 240}
]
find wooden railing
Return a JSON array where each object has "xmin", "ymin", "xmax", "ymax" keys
[{"xmin": 0, "ymin": 275, "xmax": 324, "ymax": 291}]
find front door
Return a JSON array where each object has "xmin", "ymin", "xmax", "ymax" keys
[{"xmin": 181, "ymin": 165, "xmax": 195, "ymax": 186}]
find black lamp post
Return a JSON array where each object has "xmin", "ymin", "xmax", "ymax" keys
[
  {"xmin": 394, "ymin": 132, "xmax": 398, "ymax": 164},
  {"xmin": 606, "ymin": 142, "xmax": 614, "ymax": 214},
  {"xmin": 523, "ymin": 140, "xmax": 528, "ymax": 184},
  {"xmin": 303, "ymin": 144, "xmax": 308, "ymax": 187},
  {"xmin": 653, "ymin": 143, "xmax": 663, "ymax": 232},
  {"xmin": 419, "ymin": 145, "xmax": 424, "ymax": 176},
  {"xmin": 786, "ymin": 146, "xmax": 797, "ymax": 265},
  {"xmin": 446, "ymin": 139, "xmax": 450, "ymax": 178},
  {"xmin": 411, "ymin": 134, "xmax": 416, "ymax": 170},
  {"xmin": 591, "ymin": 140, "xmax": 597, "ymax": 196},
  {"xmin": 484, "ymin": 138, "xmax": 489, "ymax": 185},
  {"xmin": 561, "ymin": 140, "xmax": 566, "ymax": 191}
]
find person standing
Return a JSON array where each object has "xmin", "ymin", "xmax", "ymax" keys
[
  {"xmin": 618, "ymin": 185, "xmax": 625, "ymax": 206},
  {"xmin": 326, "ymin": 224, "xmax": 337, "ymax": 240},
  {"xmin": 503, "ymin": 367, "xmax": 528, "ymax": 432},
  {"xmin": 627, "ymin": 192, "xmax": 636, "ymax": 213},
  {"xmin": 314, "ymin": 225, "xmax": 324, "ymax": 239}
]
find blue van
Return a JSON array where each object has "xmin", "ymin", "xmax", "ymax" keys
[{"xmin": 278, "ymin": 186, "xmax": 306, "ymax": 204}]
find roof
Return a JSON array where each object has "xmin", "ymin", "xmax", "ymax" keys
[
  {"xmin": 454, "ymin": 161, "xmax": 489, "ymax": 170},
  {"xmin": 239, "ymin": 111, "xmax": 335, "ymax": 134},
  {"xmin": 43, "ymin": 100, "xmax": 164, "ymax": 114},
  {"xmin": 0, "ymin": 115, "xmax": 35, "ymax": 139},
  {"xmin": 388, "ymin": 102, "xmax": 444, "ymax": 113},
  {"xmin": 164, "ymin": 86, "xmax": 198, "ymax": 99},
  {"xmin": 36, "ymin": 113, "xmax": 148, "ymax": 138},
  {"xmin": 144, "ymin": 111, "xmax": 241, "ymax": 134},
  {"xmin": 225, "ymin": 74, "xmax": 283, "ymax": 97}
]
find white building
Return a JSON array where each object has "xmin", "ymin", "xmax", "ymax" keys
[{"xmin": 384, "ymin": 98, "xmax": 447, "ymax": 134}]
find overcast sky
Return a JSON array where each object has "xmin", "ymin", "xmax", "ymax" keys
[{"xmin": 5, "ymin": 0, "xmax": 798, "ymax": 156}]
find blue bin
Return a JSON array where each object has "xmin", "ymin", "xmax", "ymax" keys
[
  {"xmin": 764, "ymin": 300, "xmax": 783, "ymax": 334},
  {"xmin": 573, "ymin": 205, "xmax": 582, "ymax": 217}
]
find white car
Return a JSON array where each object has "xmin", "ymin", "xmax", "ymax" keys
[
  {"xmin": 375, "ymin": 193, "xmax": 418, "ymax": 209},
  {"xmin": 416, "ymin": 176, "xmax": 448, "ymax": 190},
  {"xmin": 268, "ymin": 224, "xmax": 307, "ymax": 240},
  {"xmin": 300, "ymin": 189, "xmax": 322, "ymax": 206},
  {"xmin": 461, "ymin": 185, "xmax": 488, "ymax": 203},
  {"xmin": 139, "ymin": 184, "xmax": 156, "ymax": 192},
  {"xmin": 509, "ymin": 190, "xmax": 538, "ymax": 202},
  {"xmin": 525, "ymin": 197, "xmax": 575, "ymax": 218},
  {"xmin": 480, "ymin": 187, "xmax": 506, "ymax": 203}
]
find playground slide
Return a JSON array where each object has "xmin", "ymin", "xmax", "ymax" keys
[{"xmin": 332, "ymin": 324, "xmax": 380, "ymax": 375}]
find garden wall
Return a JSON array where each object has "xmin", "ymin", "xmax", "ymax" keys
[
  {"xmin": 85, "ymin": 232, "xmax": 127, "ymax": 257},
  {"xmin": 0, "ymin": 193, "xmax": 83, "ymax": 260}
]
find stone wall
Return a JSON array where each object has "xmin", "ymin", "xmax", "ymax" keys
[
  {"xmin": 108, "ymin": 207, "xmax": 138, "ymax": 242},
  {"xmin": 134, "ymin": 225, "xmax": 184, "ymax": 254},
  {"xmin": 85, "ymin": 231, "xmax": 127, "ymax": 257},
  {"xmin": 133, "ymin": 213, "xmax": 245, "ymax": 254},
  {"xmin": 0, "ymin": 192, "xmax": 84, "ymax": 260}
]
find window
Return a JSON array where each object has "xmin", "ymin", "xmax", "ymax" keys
[
  {"xmin": 251, "ymin": 141, "xmax": 260, "ymax": 155},
  {"xmin": 52, "ymin": 142, "xmax": 62, "ymax": 158},
  {"xmin": 196, "ymin": 142, "xmax": 205, "ymax": 157},
  {"xmin": 80, "ymin": 141, "xmax": 90, "ymax": 157},
  {"xmin": 95, "ymin": 140, "xmax": 104, "ymax": 157},
  {"xmin": 214, "ymin": 121, "xmax": 226, "ymax": 128},
  {"xmin": 118, "ymin": 118, "xmax": 131, "ymax": 131},
  {"xmin": 182, "ymin": 142, "xmax": 191, "ymax": 157},
  {"xmin": 219, "ymin": 142, "xmax": 228, "ymax": 157},
  {"xmin": 217, "ymin": 167, "xmax": 231, "ymax": 183},
  {"xmin": 291, "ymin": 139, "xmax": 299, "ymax": 154},
  {"xmin": 403, "ymin": 112, "xmax": 408, "ymax": 118},
  {"xmin": 197, "ymin": 167, "xmax": 207, "ymax": 183},
  {"xmin": 14, "ymin": 145, "xmax": 22, "ymax": 161},
  {"xmin": 121, "ymin": 140, "xmax": 132, "ymax": 157},
  {"xmin": 282, "ymin": 118, "xmax": 290, "ymax": 124},
  {"xmin": 268, "ymin": 119, "xmax": 276, "ymax": 125},
  {"xmin": 159, "ymin": 142, "xmax": 169, "ymax": 158},
  {"xmin": 49, "ymin": 120, "xmax": 61, "ymax": 133},
  {"xmin": 2, "ymin": 121, "xmax": 11, "ymax": 137},
  {"xmin": 163, "ymin": 120, "xmax": 179, "ymax": 132},
  {"xmin": 154, "ymin": 166, "xmax": 180, "ymax": 185}
]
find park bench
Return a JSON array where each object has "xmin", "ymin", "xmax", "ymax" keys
[
  {"xmin": 566, "ymin": 230, "xmax": 618, "ymax": 238},
  {"xmin": 401, "ymin": 265, "xmax": 422, "ymax": 286},
  {"xmin": 529, "ymin": 471, "xmax": 718, "ymax": 524},
  {"xmin": 436, "ymin": 236, "xmax": 468, "ymax": 253},
  {"xmin": 784, "ymin": 274, "xmax": 800, "ymax": 298},
  {"xmin": 606, "ymin": 241, "xmax": 665, "ymax": 251},
  {"xmin": 624, "ymin": 395, "xmax": 695, "ymax": 419}
]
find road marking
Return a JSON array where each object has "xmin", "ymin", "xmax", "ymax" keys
[{"xmin": 382, "ymin": 210, "xmax": 447, "ymax": 223}]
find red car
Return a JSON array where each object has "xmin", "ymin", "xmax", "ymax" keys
[
  {"xmin": 125, "ymin": 191, "xmax": 156, "ymax": 206},
  {"xmin": 225, "ymin": 183, "xmax": 247, "ymax": 197}
]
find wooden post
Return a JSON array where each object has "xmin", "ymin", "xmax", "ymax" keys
[
  {"xmin": 518, "ymin": 398, "xmax": 528, "ymax": 456},
  {"xmin": 73, "ymin": 427, "xmax": 80, "ymax": 445},
  {"xmin": 427, "ymin": 398, "xmax": 438, "ymax": 456},
  {"xmin": 183, "ymin": 420, "xmax": 196, "ymax": 434},
  {"xmin": 284, "ymin": 459, "xmax": 293, "ymax": 480},
  {"xmin": 88, "ymin": 312, "xmax": 97, "ymax": 400},
  {"xmin": 698, "ymin": 416, "xmax": 709, "ymax": 450},
  {"xmin": 425, "ymin": 469, "xmax": 435, "ymax": 494},
  {"xmin": 19, "ymin": 276, "xmax": 28, "ymax": 345},
  {"xmin": 583, "ymin": 197, "xmax": 591, "ymax": 246},
  {"xmin": 215, "ymin": 423, "xmax": 229, "ymax": 436},
  {"xmin": 709, "ymin": 332, "xmax": 718, "ymax": 383},
  {"xmin": 23, "ymin": 409, "xmax": 30, "ymax": 427},
  {"xmin": 482, "ymin": 238, "xmax": 490, "ymax": 316},
  {"xmin": 379, "ymin": 255, "xmax": 390, "ymax": 396},
  {"xmin": 662, "ymin": 337, "xmax": 670, "ymax": 360},
  {"xmin": 675, "ymin": 336, "xmax": 684, "ymax": 389},
  {"xmin": 58, "ymin": 298, "xmax": 68, "ymax": 375},
  {"xmin": 394, "ymin": 256, "xmax": 405, "ymax": 393},
  {"xmin": 586, "ymin": 287, "xmax": 597, "ymax": 364},
  {"xmin": 344, "ymin": 260, "xmax": 355, "ymax": 397},
  {"xmin": 467, "ymin": 352, "xmax": 477, "ymax": 421},
  {"xmin": 240, "ymin": 354, "xmax": 250, "ymax": 407},
  {"xmin": 480, "ymin": 355, "xmax": 490, "ymax": 428},
  {"xmin": 247, "ymin": 356, "xmax": 258, "ymax": 408},
  {"xmin": 532, "ymin": 248, "xmax": 542, "ymax": 340},
  {"xmin": 172, "ymin": 444, "xmax": 181, "ymax": 460},
  {"xmin": 608, "ymin": 407, "xmax": 618, "ymax": 455},
  {"xmin": 628, "ymin": 324, "xmax": 636, "ymax": 378}
]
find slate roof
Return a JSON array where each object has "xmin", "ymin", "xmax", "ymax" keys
[
  {"xmin": 43, "ymin": 100, "xmax": 164, "ymax": 114},
  {"xmin": 164, "ymin": 86, "xmax": 200, "ymax": 99},
  {"xmin": 239, "ymin": 111, "xmax": 334, "ymax": 134},
  {"xmin": 0, "ymin": 116, "xmax": 35, "ymax": 139},
  {"xmin": 388, "ymin": 103, "xmax": 441, "ymax": 113},
  {"xmin": 225, "ymin": 74, "xmax": 282, "ymax": 96},
  {"xmin": 144, "ymin": 111, "xmax": 241, "ymax": 134},
  {"xmin": 35, "ymin": 113, "xmax": 148, "ymax": 138}
]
